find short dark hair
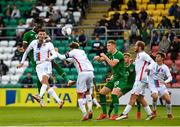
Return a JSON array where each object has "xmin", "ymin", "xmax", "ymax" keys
[
  {"xmin": 157, "ymin": 52, "xmax": 165, "ymax": 59},
  {"xmin": 69, "ymin": 42, "xmax": 79, "ymax": 49},
  {"xmin": 136, "ymin": 41, "xmax": 145, "ymax": 50},
  {"xmin": 38, "ymin": 29, "xmax": 46, "ymax": 33},
  {"xmin": 107, "ymin": 40, "xmax": 116, "ymax": 45}
]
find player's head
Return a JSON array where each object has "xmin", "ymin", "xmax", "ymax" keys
[
  {"xmin": 156, "ymin": 52, "xmax": 165, "ymax": 64},
  {"xmin": 37, "ymin": 29, "xmax": 46, "ymax": 42},
  {"xmin": 134, "ymin": 41, "xmax": 145, "ymax": 52},
  {"xmin": 69, "ymin": 42, "xmax": 79, "ymax": 50},
  {"xmin": 124, "ymin": 53, "xmax": 132, "ymax": 64},
  {"xmin": 33, "ymin": 22, "xmax": 43, "ymax": 33},
  {"xmin": 107, "ymin": 40, "xmax": 116, "ymax": 53}
]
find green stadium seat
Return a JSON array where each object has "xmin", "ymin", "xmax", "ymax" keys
[
  {"xmin": 70, "ymin": 68, "xmax": 77, "ymax": 75},
  {"xmin": 88, "ymin": 53, "xmax": 96, "ymax": 61},
  {"xmin": 63, "ymin": 68, "xmax": 70, "ymax": 74},
  {"xmin": 84, "ymin": 46, "xmax": 92, "ymax": 52},
  {"xmin": 95, "ymin": 75, "xmax": 104, "ymax": 83},
  {"xmin": 98, "ymin": 67, "xmax": 108, "ymax": 73}
]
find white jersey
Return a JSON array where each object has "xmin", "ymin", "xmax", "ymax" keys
[
  {"xmin": 149, "ymin": 62, "xmax": 172, "ymax": 87},
  {"xmin": 21, "ymin": 40, "xmax": 57, "ymax": 64},
  {"xmin": 66, "ymin": 49, "xmax": 94, "ymax": 73},
  {"xmin": 135, "ymin": 51, "xmax": 154, "ymax": 82}
]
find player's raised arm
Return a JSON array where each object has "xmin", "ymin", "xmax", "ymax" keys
[
  {"xmin": 100, "ymin": 53, "xmax": 119, "ymax": 67},
  {"xmin": 17, "ymin": 41, "xmax": 34, "ymax": 68},
  {"xmin": 93, "ymin": 55, "xmax": 105, "ymax": 62}
]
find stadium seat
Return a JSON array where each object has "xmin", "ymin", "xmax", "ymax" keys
[
  {"xmin": 152, "ymin": 16, "xmax": 158, "ymax": 22},
  {"xmin": 3, "ymin": 47, "xmax": 13, "ymax": 54},
  {"xmin": 146, "ymin": 10, "xmax": 152, "ymax": 15},
  {"xmin": 53, "ymin": 6, "xmax": 59, "ymax": 11},
  {"xmin": 147, "ymin": 4, "xmax": 156, "ymax": 10},
  {"xmin": 0, "ymin": 40, "xmax": 8, "ymax": 47},
  {"xmin": 142, "ymin": 0, "xmax": 149, "ymax": 4},
  {"xmin": 169, "ymin": 0, "xmax": 178, "ymax": 3},
  {"xmin": 152, "ymin": 46, "xmax": 159, "ymax": 52},
  {"xmin": 63, "ymin": 68, "xmax": 70, "ymax": 74},
  {"xmin": 98, "ymin": 67, "xmax": 108, "ymax": 73},
  {"xmin": 0, "ymin": 47, "xmax": 4, "ymax": 53},
  {"xmin": 59, "ymin": 6, "xmax": 67, "ymax": 13},
  {"xmin": 156, "ymin": 4, "xmax": 165, "ymax": 10},
  {"xmin": 157, "ymin": 16, "xmax": 162, "ymax": 22},
  {"xmin": 161, "ymin": 9, "xmax": 169, "ymax": 16},
  {"xmin": 164, "ymin": 59, "xmax": 173, "ymax": 68},
  {"xmin": 175, "ymin": 60, "xmax": 180, "ymax": 71},
  {"xmin": 8, "ymin": 67, "xmax": 16, "ymax": 75},
  {"xmin": 136, "ymin": 0, "xmax": 142, "ymax": 4},
  {"xmin": 39, "ymin": 12, "xmax": 47, "ymax": 17},
  {"xmin": 165, "ymin": 4, "xmax": 173, "ymax": 10},
  {"xmin": 1, "ymin": 75, "xmax": 10, "ymax": 85},
  {"xmin": 8, "ymin": 40, "xmax": 16, "ymax": 47},
  {"xmin": 0, "ymin": 54, "xmax": 8, "ymax": 60},
  {"xmin": 16, "ymin": 67, "xmax": 25, "ymax": 75},
  {"xmin": 6, "ymin": 53, "xmax": 14, "ymax": 60},
  {"xmin": 121, "ymin": 5, "xmax": 128, "ymax": 10},
  {"xmin": 152, "ymin": 10, "xmax": 161, "ymax": 16},
  {"xmin": 137, "ymin": 4, "xmax": 147, "ymax": 10},
  {"xmin": 56, "ymin": 0, "xmax": 63, "ymax": 5},
  {"xmin": 172, "ymin": 83, "xmax": 180, "ymax": 88},
  {"xmin": 88, "ymin": 53, "xmax": 96, "ymax": 61},
  {"xmin": 176, "ymin": 75, "xmax": 180, "ymax": 83},
  {"xmin": 10, "ymin": 75, "xmax": 20, "ymax": 85},
  {"xmin": 73, "ymin": 12, "xmax": 81, "ymax": 23},
  {"xmin": 95, "ymin": 75, "xmax": 104, "ymax": 83},
  {"xmin": 124, "ymin": 0, "xmax": 129, "ymax": 4},
  {"xmin": 4, "ymin": 60, "xmax": 11, "ymax": 67},
  {"xmin": 168, "ymin": 16, "xmax": 174, "ymax": 22},
  {"xmin": 166, "ymin": 83, "xmax": 172, "ymax": 88},
  {"xmin": 11, "ymin": 60, "xmax": 20, "ymax": 67}
]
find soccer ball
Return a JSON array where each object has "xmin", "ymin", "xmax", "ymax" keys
[{"xmin": 61, "ymin": 25, "xmax": 73, "ymax": 36}]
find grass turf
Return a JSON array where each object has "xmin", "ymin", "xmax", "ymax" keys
[{"xmin": 0, "ymin": 106, "xmax": 179, "ymax": 126}]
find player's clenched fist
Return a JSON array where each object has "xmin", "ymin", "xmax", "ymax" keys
[{"xmin": 17, "ymin": 63, "xmax": 23, "ymax": 68}]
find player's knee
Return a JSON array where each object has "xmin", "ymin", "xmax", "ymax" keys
[
  {"xmin": 77, "ymin": 93, "xmax": 84, "ymax": 98},
  {"xmin": 151, "ymin": 93, "xmax": 158, "ymax": 101}
]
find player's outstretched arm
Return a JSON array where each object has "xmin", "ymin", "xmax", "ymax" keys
[
  {"xmin": 100, "ymin": 53, "xmax": 119, "ymax": 67},
  {"xmin": 93, "ymin": 55, "xmax": 105, "ymax": 62},
  {"xmin": 56, "ymin": 52, "xmax": 66, "ymax": 60}
]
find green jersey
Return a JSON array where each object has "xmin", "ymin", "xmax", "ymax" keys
[
  {"xmin": 107, "ymin": 51, "xmax": 126, "ymax": 80},
  {"xmin": 23, "ymin": 30, "xmax": 37, "ymax": 65},
  {"xmin": 126, "ymin": 63, "xmax": 135, "ymax": 87}
]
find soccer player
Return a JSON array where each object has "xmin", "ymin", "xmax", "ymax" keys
[
  {"xmin": 94, "ymin": 40, "xmax": 127, "ymax": 120},
  {"xmin": 20, "ymin": 24, "xmax": 75, "ymax": 105},
  {"xmin": 108, "ymin": 53, "xmax": 138, "ymax": 118},
  {"xmin": 56, "ymin": 42, "xmax": 94, "ymax": 121},
  {"xmin": 17, "ymin": 29, "xmax": 64, "ymax": 108},
  {"xmin": 148, "ymin": 52, "xmax": 173, "ymax": 119},
  {"xmin": 116, "ymin": 41, "xmax": 155, "ymax": 120}
]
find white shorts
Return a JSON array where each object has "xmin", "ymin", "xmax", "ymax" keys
[
  {"xmin": 149, "ymin": 84, "xmax": 169, "ymax": 97},
  {"xmin": 36, "ymin": 61, "xmax": 52, "ymax": 82},
  {"xmin": 131, "ymin": 80, "xmax": 146, "ymax": 96},
  {"xmin": 76, "ymin": 71, "xmax": 94, "ymax": 93}
]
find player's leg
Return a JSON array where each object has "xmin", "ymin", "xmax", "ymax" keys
[
  {"xmin": 52, "ymin": 60, "xmax": 75, "ymax": 86},
  {"xmin": 90, "ymin": 86, "xmax": 101, "ymax": 109},
  {"xmin": 136, "ymin": 99, "xmax": 141, "ymax": 119},
  {"xmin": 160, "ymin": 88, "xmax": 173, "ymax": 119},
  {"xmin": 151, "ymin": 92, "xmax": 158, "ymax": 116},
  {"xmin": 109, "ymin": 88, "xmax": 123, "ymax": 120},
  {"xmin": 139, "ymin": 95, "xmax": 155, "ymax": 120},
  {"xmin": 96, "ymin": 86, "xmax": 111, "ymax": 120},
  {"xmin": 76, "ymin": 72, "xmax": 91, "ymax": 121}
]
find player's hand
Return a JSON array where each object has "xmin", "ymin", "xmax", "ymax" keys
[
  {"xmin": 100, "ymin": 53, "xmax": 106, "ymax": 58},
  {"xmin": 54, "ymin": 48, "xmax": 58, "ymax": 52},
  {"xmin": 93, "ymin": 56, "xmax": 100, "ymax": 61},
  {"xmin": 17, "ymin": 47, "xmax": 24, "ymax": 53},
  {"xmin": 17, "ymin": 63, "xmax": 23, "ymax": 68},
  {"xmin": 106, "ymin": 77, "xmax": 111, "ymax": 82}
]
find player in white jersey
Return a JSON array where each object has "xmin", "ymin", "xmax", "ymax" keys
[
  {"xmin": 17, "ymin": 29, "xmax": 64, "ymax": 109},
  {"xmin": 116, "ymin": 41, "xmax": 156, "ymax": 120},
  {"xmin": 148, "ymin": 52, "xmax": 173, "ymax": 119},
  {"xmin": 56, "ymin": 42, "xmax": 94, "ymax": 121}
]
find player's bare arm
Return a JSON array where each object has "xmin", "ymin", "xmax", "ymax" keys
[
  {"xmin": 93, "ymin": 55, "xmax": 105, "ymax": 62},
  {"xmin": 100, "ymin": 53, "xmax": 119, "ymax": 67}
]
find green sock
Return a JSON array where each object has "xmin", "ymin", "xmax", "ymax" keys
[
  {"xmin": 108, "ymin": 102, "xmax": 114, "ymax": 117},
  {"xmin": 99, "ymin": 94, "xmax": 107, "ymax": 114},
  {"xmin": 53, "ymin": 61, "xmax": 69, "ymax": 83},
  {"xmin": 111, "ymin": 94, "xmax": 119, "ymax": 115},
  {"xmin": 37, "ymin": 79, "xmax": 42, "ymax": 93}
]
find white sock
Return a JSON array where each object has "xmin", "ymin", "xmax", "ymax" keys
[
  {"xmin": 166, "ymin": 103, "xmax": 172, "ymax": 114},
  {"xmin": 39, "ymin": 84, "xmax": 48, "ymax": 98},
  {"xmin": 123, "ymin": 104, "xmax": 132, "ymax": 115},
  {"xmin": 78, "ymin": 98, "xmax": 87, "ymax": 116},
  {"xmin": 152, "ymin": 101, "xmax": 157, "ymax": 110},
  {"xmin": 144, "ymin": 106, "xmax": 152, "ymax": 115},
  {"xmin": 47, "ymin": 88, "xmax": 62, "ymax": 104},
  {"xmin": 93, "ymin": 98, "xmax": 101, "ymax": 107},
  {"xmin": 86, "ymin": 94, "xmax": 92, "ymax": 112}
]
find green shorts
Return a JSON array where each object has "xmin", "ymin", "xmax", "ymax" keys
[{"xmin": 105, "ymin": 78, "xmax": 129, "ymax": 94}]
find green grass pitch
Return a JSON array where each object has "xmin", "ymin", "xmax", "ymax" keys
[{"xmin": 0, "ymin": 106, "xmax": 179, "ymax": 126}]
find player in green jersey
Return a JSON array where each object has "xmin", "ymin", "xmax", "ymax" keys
[
  {"xmin": 20, "ymin": 24, "xmax": 75, "ymax": 106},
  {"xmin": 108, "ymin": 53, "xmax": 141, "ymax": 119},
  {"xmin": 94, "ymin": 40, "xmax": 127, "ymax": 120}
]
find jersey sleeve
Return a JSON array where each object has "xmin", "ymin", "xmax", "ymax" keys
[
  {"xmin": 141, "ymin": 52, "xmax": 155, "ymax": 70},
  {"xmin": 23, "ymin": 32, "xmax": 29, "ymax": 43},
  {"xmin": 49, "ymin": 43, "xmax": 57, "ymax": 61},
  {"xmin": 21, "ymin": 41, "xmax": 35, "ymax": 63},
  {"xmin": 66, "ymin": 50, "xmax": 74, "ymax": 58},
  {"xmin": 164, "ymin": 65, "xmax": 172, "ymax": 83}
]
